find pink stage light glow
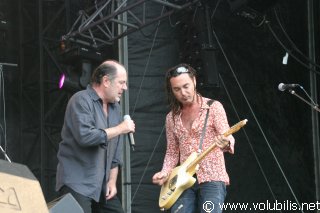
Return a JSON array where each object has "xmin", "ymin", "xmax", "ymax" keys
[{"xmin": 59, "ymin": 73, "xmax": 65, "ymax": 89}]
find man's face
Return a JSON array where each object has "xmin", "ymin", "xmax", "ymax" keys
[
  {"xmin": 169, "ymin": 73, "xmax": 196, "ymax": 106},
  {"xmin": 107, "ymin": 66, "xmax": 128, "ymax": 103}
]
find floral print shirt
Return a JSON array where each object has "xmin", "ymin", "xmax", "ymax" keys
[{"xmin": 161, "ymin": 97, "xmax": 235, "ymax": 185}]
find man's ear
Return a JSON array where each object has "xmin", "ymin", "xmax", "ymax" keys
[{"xmin": 102, "ymin": 75, "xmax": 110, "ymax": 87}]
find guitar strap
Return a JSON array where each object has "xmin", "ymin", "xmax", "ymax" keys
[{"xmin": 198, "ymin": 99, "xmax": 214, "ymax": 153}]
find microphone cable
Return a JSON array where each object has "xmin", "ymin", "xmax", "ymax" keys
[{"xmin": 130, "ymin": 4, "xmax": 167, "ymax": 205}]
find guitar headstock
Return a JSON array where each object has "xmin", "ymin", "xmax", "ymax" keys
[{"xmin": 223, "ymin": 119, "xmax": 248, "ymax": 137}]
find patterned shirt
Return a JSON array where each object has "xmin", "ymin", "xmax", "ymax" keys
[{"xmin": 161, "ymin": 97, "xmax": 235, "ymax": 185}]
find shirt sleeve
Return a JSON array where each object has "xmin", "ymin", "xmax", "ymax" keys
[
  {"xmin": 68, "ymin": 94, "xmax": 106, "ymax": 147},
  {"xmin": 211, "ymin": 101, "xmax": 235, "ymax": 154},
  {"xmin": 111, "ymin": 137, "xmax": 123, "ymax": 168},
  {"xmin": 161, "ymin": 112, "xmax": 180, "ymax": 176}
]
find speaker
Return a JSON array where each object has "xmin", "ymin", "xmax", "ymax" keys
[
  {"xmin": 0, "ymin": 159, "xmax": 49, "ymax": 213},
  {"xmin": 177, "ymin": 5, "xmax": 220, "ymax": 88},
  {"xmin": 47, "ymin": 193, "xmax": 84, "ymax": 213}
]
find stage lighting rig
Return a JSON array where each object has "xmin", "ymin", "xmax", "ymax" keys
[
  {"xmin": 58, "ymin": 59, "xmax": 92, "ymax": 92},
  {"xmin": 62, "ymin": 0, "xmax": 200, "ymax": 48},
  {"xmin": 58, "ymin": 43, "xmax": 105, "ymax": 92},
  {"xmin": 228, "ymin": 0, "xmax": 279, "ymax": 27}
]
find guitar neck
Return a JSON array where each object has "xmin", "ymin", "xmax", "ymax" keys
[
  {"xmin": 187, "ymin": 144, "xmax": 217, "ymax": 171},
  {"xmin": 186, "ymin": 119, "xmax": 247, "ymax": 172}
]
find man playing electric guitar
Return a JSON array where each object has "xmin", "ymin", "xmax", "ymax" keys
[{"xmin": 152, "ymin": 64, "xmax": 235, "ymax": 213}]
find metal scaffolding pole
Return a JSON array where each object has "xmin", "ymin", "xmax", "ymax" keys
[
  {"xmin": 118, "ymin": 2, "xmax": 131, "ymax": 212},
  {"xmin": 307, "ymin": 0, "xmax": 320, "ymax": 208}
]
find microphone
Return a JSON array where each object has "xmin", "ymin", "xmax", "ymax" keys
[
  {"xmin": 123, "ymin": 115, "xmax": 135, "ymax": 151},
  {"xmin": 278, "ymin": 83, "xmax": 300, "ymax": 92}
]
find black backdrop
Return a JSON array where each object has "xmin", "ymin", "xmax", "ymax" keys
[{"xmin": 0, "ymin": 0, "xmax": 319, "ymax": 213}]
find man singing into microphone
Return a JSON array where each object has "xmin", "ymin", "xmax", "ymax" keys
[{"xmin": 56, "ymin": 60, "xmax": 135, "ymax": 213}]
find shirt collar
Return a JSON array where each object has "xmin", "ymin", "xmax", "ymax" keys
[
  {"xmin": 87, "ymin": 84, "xmax": 100, "ymax": 102},
  {"xmin": 86, "ymin": 84, "xmax": 117, "ymax": 108},
  {"xmin": 200, "ymin": 97, "xmax": 212, "ymax": 110}
]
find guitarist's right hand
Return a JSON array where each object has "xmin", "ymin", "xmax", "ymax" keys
[{"xmin": 152, "ymin": 171, "xmax": 169, "ymax": 186}]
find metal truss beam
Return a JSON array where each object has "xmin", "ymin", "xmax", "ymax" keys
[{"xmin": 62, "ymin": 0, "xmax": 200, "ymax": 48}]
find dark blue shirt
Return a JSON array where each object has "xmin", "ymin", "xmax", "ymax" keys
[{"xmin": 56, "ymin": 85, "xmax": 123, "ymax": 202}]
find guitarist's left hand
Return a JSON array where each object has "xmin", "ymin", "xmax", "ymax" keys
[{"xmin": 215, "ymin": 135, "xmax": 231, "ymax": 151}]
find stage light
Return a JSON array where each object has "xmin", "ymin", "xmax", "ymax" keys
[
  {"xmin": 58, "ymin": 42, "xmax": 105, "ymax": 92},
  {"xmin": 58, "ymin": 72, "xmax": 81, "ymax": 92},
  {"xmin": 58, "ymin": 60, "xmax": 92, "ymax": 92},
  {"xmin": 79, "ymin": 60, "xmax": 92, "ymax": 88},
  {"xmin": 58, "ymin": 73, "xmax": 65, "ymax": 89}
]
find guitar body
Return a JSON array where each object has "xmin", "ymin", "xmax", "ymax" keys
[
  {"xmin": 159, "ymin": 152, "xmax": 198, "ymax": 210},
  {"xmin": 158, "ymin": 119, "xmax": 248, "ymax": 210}
]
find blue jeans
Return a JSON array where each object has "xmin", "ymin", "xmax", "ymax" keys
[{"xmin": 171, "ymin": 181, "xmax": 226, "ymax": 213}]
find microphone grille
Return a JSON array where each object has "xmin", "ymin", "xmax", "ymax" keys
[
  {"xmin": 278, "ymin": 83, "xmax": 285, "ymax": 91},
  {"xmin": 123, "ymin": 115, "xmax": 131, "ymax": 120}
]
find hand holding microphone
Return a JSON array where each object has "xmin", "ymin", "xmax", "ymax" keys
[{"xmin": 123, "ymin": 115, "xmax": 135, "ymax": 151}]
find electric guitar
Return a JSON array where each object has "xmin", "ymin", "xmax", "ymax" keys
[{"xmin": 158, "ymin": 119, "xmax": 248, "ymax": 210}]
